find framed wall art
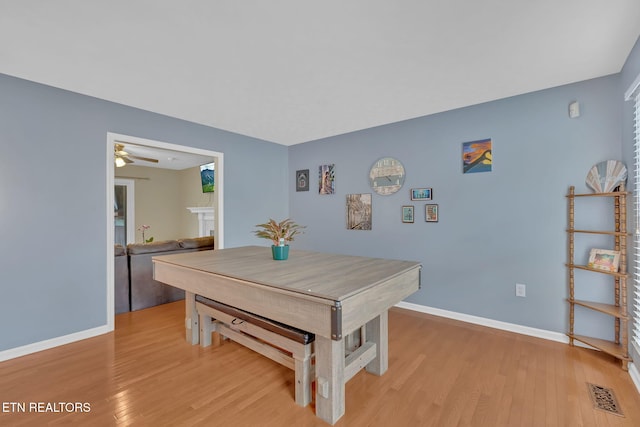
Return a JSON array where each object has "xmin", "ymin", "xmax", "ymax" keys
[
  {"xmin": 402, "ymin": 206, "xmax": 414, "ymax": 223},
  {"xmin": 200, "ymin": 162, "xmax": 215, "ymax": 193},
  {"xmin": 411, "ymin": 188, "xmax": 432, "ymax": 201},
  {"xmin": 425, "ymin": 204, "xmax": 439, "ymax": 222},
  {"xmin": 296, "ymin": 169, "xmax": 309, "ymax": 192},
  {"xmin": 319, "ymin": 164, "xmax": 335, "ymax": 195},
  {"xmin": 462, "ymin": 138, "xmax": 492, "ymax": 174},
  {"xmin": 346, "ymin": 193, "xmax": 372, "ymax": 230}
]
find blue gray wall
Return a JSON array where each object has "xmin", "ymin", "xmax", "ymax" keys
[
  {"xmin": 621, "ymin": 36, "xmax": 640, "ymax": 364},
  {"xmin": 0, "ymin": 74, "xmax": 288, "ymax": 352},
  {"xmin": 289, "ymin": 74, "xmax": 624, "ymax": 338}
]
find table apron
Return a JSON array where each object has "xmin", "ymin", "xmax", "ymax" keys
[
  {"xmin": 155, "ymin": 261, "xmax": 420, "ymax": 341},
  {"xmin": 154, "ymin": 260, "xmax": 335, "ymax": 338},
  {"xmin": 340, "ymin": 266, "xmax": 420, "ymax": 336}
]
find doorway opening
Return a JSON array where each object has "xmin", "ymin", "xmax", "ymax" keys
[{"xmin": 106, "ymin": 132, "xmax": 224, "ymax": 331}]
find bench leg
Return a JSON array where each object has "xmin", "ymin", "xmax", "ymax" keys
[
  {"xmin": 365, "ymin": 311, "xmax": 388, "ymax": 376},
  {"xmin": 199, "ymin": 313, "xmax": 218, "ymax": 348},
  {"xmin": 185, "ymin": 292, "xmax": 199, "ymax": 345},
  {"xmin": 293, "ymin": 344, "xmax": 313, "ymax": 407}
]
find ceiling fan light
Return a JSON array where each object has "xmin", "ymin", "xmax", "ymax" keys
[{"xmin": 115, "ymin": 157, "xmax": 126, "ymax": 167}]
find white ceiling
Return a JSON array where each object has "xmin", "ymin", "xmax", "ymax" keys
[
  {"xmin": 1, "ymin": 1, "xmax": 639, "ymax": 146},
  {"xmin": 114, "ymin": 141, "xmax": 214, "ymax": 170}
]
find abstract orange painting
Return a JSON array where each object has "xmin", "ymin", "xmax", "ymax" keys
[{"xmin": 462, "ymin": 138, "xmax": 492, "ymax": 173}]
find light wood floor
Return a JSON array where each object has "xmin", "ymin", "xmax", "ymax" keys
[{"xmin": 1, "ymin": 302, "xmax": 640, "ymax": 426}]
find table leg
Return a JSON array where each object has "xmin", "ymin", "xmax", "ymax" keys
[
  {"xmin": 315, "ymin": 335, "xmax": 345, "ymax": 425},
  {"xmin": 365, "ymin": 311, "xmax": 388, "ymax": 375},
  {"xmin": 184, "ymin": 291, "xmax": 199, "ymax": 345}
]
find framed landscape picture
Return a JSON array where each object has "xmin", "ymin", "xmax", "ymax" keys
[{"xmin": 200, "ymin": 162, "xmax": 215, "ymax": 193}]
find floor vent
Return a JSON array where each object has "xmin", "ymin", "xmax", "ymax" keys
[{"xmin": 587, "ymin": 383, "xmax": 624, "ymax": 417}]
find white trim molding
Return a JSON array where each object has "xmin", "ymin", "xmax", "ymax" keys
[
  {"xmin": 106, "ymin": 132, "xmax": 225, "ymax": 333},
  {"xmin": 0, "ymin": 325, "xmax": 110, "ymax": 362},
  {"xmin": 187, "ymin": 206, "xmax": 215, "ymax": 237},
  {"xmin": 395, "ymin": 301, "xmax": 568, "ymax": 343}
]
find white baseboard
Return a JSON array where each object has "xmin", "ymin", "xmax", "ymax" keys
[
  {"xmin": 395, "ymin": 301, "xmax": 569, "ymax": 343},
  {"xmin": 0, "ymin": 324, "xmax": 111, "ymax": 362}
]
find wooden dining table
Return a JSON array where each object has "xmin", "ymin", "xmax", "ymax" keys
[{"xmin": 153, "ymin": 245, "xmax": 421, "ymax": 425}]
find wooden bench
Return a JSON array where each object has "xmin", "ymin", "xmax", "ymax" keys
[{"xmin": 195, "ymin": 295, "xmax": 315, "ymax": 407}]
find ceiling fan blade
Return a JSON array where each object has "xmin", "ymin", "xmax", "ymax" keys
[
  {"xmin": 128, "ymin": 155, "xmax": 159, "ymax": 163},
  {"xmin": 114, "ymin": 141, "xmax": 159, "ymax": 163}
]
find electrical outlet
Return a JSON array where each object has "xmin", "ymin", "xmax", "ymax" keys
[{"xmin": 516, "ymin": 283, "xmax": 526, "ymax": 297}]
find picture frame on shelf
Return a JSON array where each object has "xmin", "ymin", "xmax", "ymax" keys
[
  {"xmin": 588, "ymin": 248, "xmax": 620, "ymax": 273},
  {"xmin": 411, "ymin": 188, "xmax": 432, "ymax": 201},
  {"xmin": 425, "ymin": 204, "xmax": 438, "ymax": 222},
  {"xmin": 402, "ymin": 206, "xmax": 414, "ymax": 223}
]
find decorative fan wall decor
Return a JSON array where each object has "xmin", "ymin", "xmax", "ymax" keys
[{"xmin": 585, "ymin": 160, "xmax": 627, "ymax": 193}]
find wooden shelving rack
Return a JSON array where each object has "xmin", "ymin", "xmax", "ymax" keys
[{"xmin": 566, "ymin": 185, "xmax": 631, "ymax": 370}]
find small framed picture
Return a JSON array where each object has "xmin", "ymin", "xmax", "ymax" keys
[
  {"xmin": 346, "ymin": 193, "xmax": 372, "ymax": 230},
  {"xmin": 319, "ymin": 164, "xmax": 335, "ymax": 195},
  {"xmin": 462, "ymin": 138, "xmax": 492, "ymax": 174},
  {"xmin": 411, "ymin": 188, "xmax": 432, "ymax": 201},
  {"xmin": 402, "ymin": 205, "xmax": 414, "ymax": 223},
  {"xmin": 425, "ymin": 204, "xmax": 438, "ymax": 222},
  {"xmin": 588, "ymin": 248, "xmax": 620, "ymax": 273},
  {"xmin": 296, "ymin": 169, "xmax": 309, "ymax": 192}
]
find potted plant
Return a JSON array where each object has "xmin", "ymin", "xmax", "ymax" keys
[
  {"xmin": 137, "ymin": 224, "xmax": 154, "ymax": 244},
  {"xmin": 253, "ymin": 218, "xmax": 305, "ymax": 260}
]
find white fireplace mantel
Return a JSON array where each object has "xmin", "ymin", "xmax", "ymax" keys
[{"xmin": 187, "ymin": 207, "xmax": 215, "ymax": 237}]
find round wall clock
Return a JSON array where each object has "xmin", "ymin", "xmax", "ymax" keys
[{"xmin": 369, "ymin": 157, "xmax": 405, "ymax": 195}]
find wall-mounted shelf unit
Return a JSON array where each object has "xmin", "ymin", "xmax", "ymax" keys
[{"xmin": 566, "ymin": 185, "xmax": 630, "ymax": 370}]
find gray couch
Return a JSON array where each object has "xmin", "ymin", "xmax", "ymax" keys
[
  {"xmin": 114, "ymin": 244, "xmax": 130, "ymax": 314},
  {"xmin": 115, "ymin": 236, "xmax": 215, "ymax": 312}
]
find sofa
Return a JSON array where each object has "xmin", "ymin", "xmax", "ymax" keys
[
  {"xmin": 114, "ymin": 244, "xmax": 130, "ymax": 314},
  {"xmin": 115, "ymin": 236, "xmax": 215, "ymax": 313}
]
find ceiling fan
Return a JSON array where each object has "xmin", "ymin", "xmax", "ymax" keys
[{"xmin": 114, "ymin": 142, "xmax": 159, "ymax": 167}]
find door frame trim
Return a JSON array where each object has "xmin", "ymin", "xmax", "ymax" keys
[{"xmin": 106, "ymin": 132, "xmax": 224, "ymax": 330}]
